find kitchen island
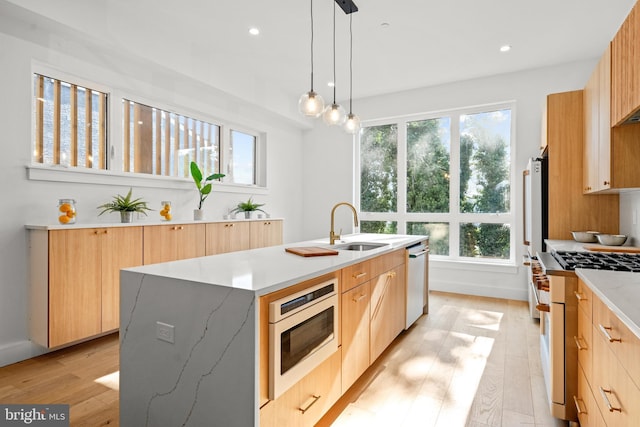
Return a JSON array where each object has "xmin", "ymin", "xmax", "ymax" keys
[{"xmin": 119, "ymin": 233, "xmax": 426, "ymax": 427}]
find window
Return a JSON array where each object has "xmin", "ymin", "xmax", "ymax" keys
[
  {"xmin": 123, "ymin": 100, "xmax": 221, "ymax": 179},
  {"xmin": 33, "ymin": 74, "xmax": 108, "ymax": 169},
  {"xmin": 358, "ymin": 104, "xmax": 514, "ymax": 263},
  {"xmin": 227, "ymin": 130, "xmax": 256, "ymax": 185}
]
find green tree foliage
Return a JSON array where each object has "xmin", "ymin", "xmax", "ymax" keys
[
  {"xmin": 361, "ymin": 221, "xmax": 398, "ymax": 234},
  {"xmin": 360, "ymin": 125, "xmax": 397, "ymax": 213}
]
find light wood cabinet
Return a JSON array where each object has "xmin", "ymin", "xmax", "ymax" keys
[
  {"xmin": 259, "ymin": 349, "xmax": 341, "ymax": 427},
  {"xmin": 341, "ymin": 281, "xmax": 370, "ymax": 392},
  {"xmin": 611, "ymin": 0, "xmax": 640, "ymax": 126},
  {"xmin": 576, "ymin": 278, "xmax": 640, "ymax": 427},
  {"xmin": 143, "ymin": 223, "xmax": 206, "ymax": 264},
  {"xmin": 547, "ymin": 91, "xmax": 619, "ymax": 240},
  {"xmin": 370, "ymin": 264, "xmax": 406, "ymax": 363},
  {"xmin": 32, "ymin": 227, "xmax": 143, "ymax": 348},
  {"xmin": 205, "ymin": 221, "xmax": 251, "ymax": 255},
  {"xmin": 341, "ymin": 259, "xmax": 371, "ymax": 292},
  {"xmin": 250, "ymin": 219, "xmax": 283, "ymax": 249}
]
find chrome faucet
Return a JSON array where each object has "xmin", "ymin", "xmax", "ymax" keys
[{"xmin": 330, "ymin": 202, "xmax": 359, "ymax": 245}]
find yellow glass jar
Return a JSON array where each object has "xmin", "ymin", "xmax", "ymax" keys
[
  {"xmin": 160, "ymin": 201, "xmax": 172, "ymax": 221},
  {"xmin": 58, "ymin": 199, "xmax": 76, "ymax": 224}
]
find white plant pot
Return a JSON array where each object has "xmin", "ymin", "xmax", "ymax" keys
[{"xmin": 194, "ymin": 209, "xmax": 204, "ymax": 220}]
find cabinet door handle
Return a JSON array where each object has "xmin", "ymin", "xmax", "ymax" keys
[
  {"xmin": 387, "ymin": 271, "xmax": 397, "ymax": 278},
  {"xmin": 598, "ymin": 324, "xmax": 621, "ymax": 343},
  {"xmin": 574, "ymin": 335, "xmax": 587, "ymax": 351},
  {"xmin": 573, "ymin": 395, "xmax": 587, "ymax": 415},
  {"xmin": 298, "ymin": 394, "xmax": 321, "ymax": 414},
  {"xmin": 353, "ymin": 293, "xmax": 367, "ymax": 302},
  {"xmin": 598, "ymin": 386, "xmax": 622, "ymax": 412},
  {"xmin": 574, "ymin": 291, "xmax": 587, "ymax": 302},
  {"xmin": 603, "ymin": 181, "xmax": 610, "ymax": 186},
  {"xmin": 353, "ymin": 272, "xmax": 367, "ymax": 279}
]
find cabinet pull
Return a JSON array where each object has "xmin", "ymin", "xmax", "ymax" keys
[
  {"xmin": 94, "ymin": 230, "xmax": 100, "ymax": 234},
  {"xmin": 536, "ymin": 303, "xmax": 550, "ymax": 312},
  {"xmin": 298, "ymin": 394, "xmax": 321, "ymax": 414},
  {"xmin": 573, "ymin": 395, "xmax": 587, "ymax": 415},
  {"xmin": 598, "ymin": 386, "xmax": 622, "ymax": 412},
  {"xmin": 353, "ymin": 293, "xmax": 367, "ymax": 302},
  {"xmin": 598, "ymin": 324, "xmax": 621, "ymax": 343},
  {"xmin": 604, "ymin": 181, "xmax": 610, "ymax": 186},
  {"xmin": 574, "ymin": 291, "xmax": 587, "ymax": 302},
  {"xmin": 574, "ymin": 335, "xmax": 587, "ymax": 351},
  {"xmin": 387, "ymin": 271, "xmax": 397, "ymax": 278},
  {"xmin": 353, "ymin": 272, "xmax": 367, "ymax": 279}
]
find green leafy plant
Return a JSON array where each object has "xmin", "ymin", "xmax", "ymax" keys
[
  {"xmin": 97, "ymin": 188, "xmax": 152, "ymax": 215},
  {"xmin": 190, "ymin": 161, "xmax": 225, "ymax": 210},
  {"xmin": 230, "ymin": 197, "xmax": 266, "ymax": 214}
]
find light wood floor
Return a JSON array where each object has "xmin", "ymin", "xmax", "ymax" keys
[{"xmin": 0, "ymin": 292, "xmax": 568, "ymax": 427}]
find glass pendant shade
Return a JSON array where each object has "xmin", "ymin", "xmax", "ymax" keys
[
  {"xmin": 323, "ymin": 103, "xmax": 346, "ymax": 126},
  {"xmin": 344, "ymin": 112, "xmax": 361, "ymax": 134},
  {"xmin": 298, "ymin": 90, "xmax": 325, "ymax": 117}
]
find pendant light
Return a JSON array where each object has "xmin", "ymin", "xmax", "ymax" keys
[
  {"xmin": 322, "ymin": 1, "xmax": 346, "ymax": 126},
  {"xmin": 298, "ymin": 0, "xmax": 324, "ymax": 117},
  {"xmin": 343, "ymin": 13, "xmax": 361, "ymax": 134}
]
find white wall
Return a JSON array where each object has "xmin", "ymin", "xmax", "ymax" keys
[
  {"xmin": 302, "ymin": 60, "xmax": 597, "ymax": 301},
  {"xmin": 620, "ymin": 191, "xmax": 640, "ymax": 245},
  {"xmin": 0, "ymin": 16, "xmax": 306, "ymax": 366}
]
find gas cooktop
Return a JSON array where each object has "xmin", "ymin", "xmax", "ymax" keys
[{"xmin": 552, "ymin": 250, "xmax": 640, "ymax": 272}]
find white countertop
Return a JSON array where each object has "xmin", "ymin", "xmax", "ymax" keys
[
  {"xmin": 545, "ymin": 239, "xmax": 588, "ymax": 252},
  {"xmin": 122, "ymin": 233, "xmax": 427, "ymax": 296},
  {"xmin": 576, "ymin": 269, "xmax": 640, "ymax": 340},
  {"xmin": 25, "ymin": 217, "xmax": 284, "ymax": 230}
]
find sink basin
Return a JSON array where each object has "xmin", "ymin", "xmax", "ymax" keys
[{"xmin": 333, "ymin": 242, "xmax": 388, "ymax": 251}]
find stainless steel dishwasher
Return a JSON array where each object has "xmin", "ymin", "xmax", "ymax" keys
[{"xmin": 406, "ymin": 241, "xmax": 428, "ymax": 328}]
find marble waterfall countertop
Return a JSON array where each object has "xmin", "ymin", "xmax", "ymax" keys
[
  {"xmin": 122, "ymin": 233, "xmax": 427, "ymax": 296},
  {"xmin": 575, "ymin": 269, "xmax": 640, "ymax": 340}
]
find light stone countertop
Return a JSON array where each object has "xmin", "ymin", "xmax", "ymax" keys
[
  {"xmin": 122, "ymin": 233, "xmax": 427, "ymax": 296},
  {"xmin": 575, "ymin": 269, "xmax": 640, "ymax": 340},
  {"xmin": 545, "ymin": 239, "xmax": 591, "ymax": 252}
]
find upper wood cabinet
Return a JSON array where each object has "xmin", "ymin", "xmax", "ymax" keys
[
  {"xmin": 250, "ymin": 219, "xmax": 283, "ymax": 249},
  {"xmin": 32, "ymin": 227, "xmax": 143, "ymax": 348},
  {"xmin": 205, "ymin": 221, "xmax": 251, "ymax": 255},
  {"xmin": 143, "ymin": 223, "xmax": 206, "ymax": 264},
  {"xmin": 546, "ymin": 91, "xmax": 619, "ymax": 240},
  {"xmin": 611, "ymin": 0, "xmax": 640, "ymax": 125}
]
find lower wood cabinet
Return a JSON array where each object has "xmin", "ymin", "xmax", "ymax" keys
[
  {"xmin": 205, "ymin": 221, "xmax": 251, "ymax": 255},
  {"xmin": 143, "ymin": 223, "xmax": 206, "ymax": 264},
  {"xmin": 30, "ymin": 227, "xmax": 143, "ymax": 348},
  {"xmin": 370, "ymin": 264, "xmax": 406, "ymax": 362},
  {"xmin": 250, "ymin": 220, "xmax": 283, "ymax": 249},
  {"xmin": 260, "ymin": 348, "xmax": 342, "ymax": 427},
  {"xmin": 341, "ymin": 281, "xmax": 370, "ymax": 391}
]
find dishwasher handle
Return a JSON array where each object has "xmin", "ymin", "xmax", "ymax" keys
[{"xmin": 409, "ymin": 250, "xmax": 428, "ymax": 258}]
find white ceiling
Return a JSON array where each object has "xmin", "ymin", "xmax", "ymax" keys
[{"xmin": 5, "ymin": 0, "xmax": 638, "ymax": 119}]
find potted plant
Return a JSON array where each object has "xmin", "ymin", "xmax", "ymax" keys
[
  {"xmin": 230, "ymin": 197, "xmax": 266, "ymax": 219},
  {"xmin": 190, "ymin": 161, "xmax": 225, "ymax": 220},
  {"xmin": 97, "ymin": 188, "xmax": 152, "ymax": 223}
]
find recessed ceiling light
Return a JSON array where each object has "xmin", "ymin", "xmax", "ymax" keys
[
  {"xmin": 500, "ymin": 44, "xmax": 511, "ymax": 52},
  {"xmin": 381, "ymin": 22, "xmax": 390, "ymax": 28},
  {"xmin": 249, "ymin": 27, "xmax": 260, "ymax": 36}
]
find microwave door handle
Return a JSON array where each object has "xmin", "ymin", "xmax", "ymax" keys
[{"xmin": 523, "ymin": 169, "xmax": 530, "ymax": 246}]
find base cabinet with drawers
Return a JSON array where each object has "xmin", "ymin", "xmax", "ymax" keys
[{"xmin": 576, "ymin": 278, "xmax": 640, "ymax": 427}]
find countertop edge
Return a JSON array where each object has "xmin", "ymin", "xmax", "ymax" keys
[
  {"xmin": 575, "ymin": 269, "xmax": 640, "ymax": 340},
  {"xmin": 25, "ymin": 217, "xmax": 285, "ymax": 230}
]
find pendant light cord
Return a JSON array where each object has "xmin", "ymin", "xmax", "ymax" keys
[
  {"xmin": 310, "ymin": 0, "xmax": 315, "ymax": 91},
  {"xmin": 332, "ymin": 1, "xmax": 337, "ymax": 104},
  {"xmin": 348, "ymin": 13, "xmax": 353, "ymax": 114}
]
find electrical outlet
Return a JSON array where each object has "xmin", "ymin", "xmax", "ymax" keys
[{"xmin": 156, "ymin": 321, "xmax": 175, "ymax": 343}]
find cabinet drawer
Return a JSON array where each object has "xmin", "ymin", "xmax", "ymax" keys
[
  {"xmin": 576, "ymin": 279, "xmax": 593, "ymax": 320},
  {"xmin": 341, "ymin": 260, "xmax": 371, "ymax": 293},
  {"xmin": 260, "ymin": 349, "xmax": 341, "ymax": 427},
  {"xmin": 576, "ymin": 305, "xmax": 593, "ymax": 382},
  {"xmin": 593, "ymin": 296, "xmax": 640, "ymax": 390},
  {"xmin": 370, "ymin": 248, "xmax": 405, "ymax": 277},
  {"xmin": 592, "ymin": 326, "xmax": 640, "ymax": 427},
  {"xmin": 576, "ymin": 364, "xmax": 606, "ymax": 427}
]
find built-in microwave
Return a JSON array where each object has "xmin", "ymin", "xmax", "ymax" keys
[{"xmin": 268, "ymin": 278, "xmax": 339, "ymax": 399}]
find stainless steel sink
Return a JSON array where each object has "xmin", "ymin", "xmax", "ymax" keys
[{"xmin": 333, "ymin": 242, "xmax": 388, "ymax": 251}]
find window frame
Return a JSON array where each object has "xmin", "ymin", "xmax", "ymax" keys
[
  {"xmin": 27, "ymin": 64, "xmax": 268, "ymax": 194},
  {"xmin": 356, "ymin": 101, "xmax": 517, "ymax": 265}
]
